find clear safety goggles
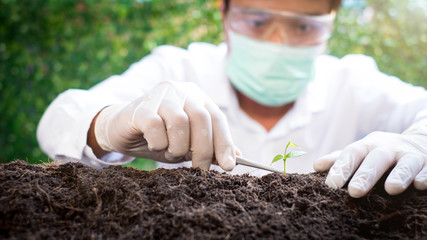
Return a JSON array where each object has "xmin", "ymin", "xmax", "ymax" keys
[{"xmin": 227, "ymin": 6, "xmax": 336, "ymax": 46}]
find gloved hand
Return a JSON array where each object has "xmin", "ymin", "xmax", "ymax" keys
[
  {"xmin": 314, "ymin": 120, "xmax": 427, "ymax": 198},
  {"xmin": 93, "ymin": 81, "xmax": 236, "ymax": 171}
]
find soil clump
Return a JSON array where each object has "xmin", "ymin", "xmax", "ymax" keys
[{"xmin": 0, "ymin": 160, "xmax": 426, "ymax": 239}]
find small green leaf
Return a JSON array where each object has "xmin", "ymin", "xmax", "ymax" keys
[
  {"xmin": 289, "ymin": 142, "xmax": 298, "ymax": 148},
  {"xmin": 272, "ymin": 154, "xmax": 284, "ymax": 163},
  {"xmin": 285, "ymin": 151, "xmax": 306, "ymax": 159}
]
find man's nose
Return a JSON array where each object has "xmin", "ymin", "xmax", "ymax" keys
[{"xmin": 265, "ymin": 22, "xmax": 288, "ymax": 45}]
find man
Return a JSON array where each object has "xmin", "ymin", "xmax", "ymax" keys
[{"xmin": 37, "ymin": 0, "xmax": 427, "ymax": 198}]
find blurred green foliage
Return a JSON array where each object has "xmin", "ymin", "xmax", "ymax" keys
[
  {"xmin": 329, "ymin": 0, "xmax": 427, "ymax": 87},
  {"xmin": 1, "ymin": 0, "xmax": 426, "ymax": 169}
]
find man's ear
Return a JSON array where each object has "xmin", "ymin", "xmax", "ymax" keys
[
  {"xmin": 218, "ymin": 0, "xmax": 226, "ymax": 29},
  {"xmin": 218, "ymin": 0, "xmax": 229, "ymax": 46},
  {"xmin": 216, "ymin": 0, "xmax": 225, "ymax": 13}
]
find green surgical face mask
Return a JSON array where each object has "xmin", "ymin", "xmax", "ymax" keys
[{"xmin": 225, "ymin": 30, "xmax": 326, "ymax": 107}]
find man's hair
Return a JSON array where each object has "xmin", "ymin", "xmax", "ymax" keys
[{"xmin": 223, "ymin": 0, "xmax": 342, "ymax": 13}]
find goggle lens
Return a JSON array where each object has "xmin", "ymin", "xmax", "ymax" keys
[{"xmin": 227, "ymin": 7, "xmax": 335, "ymax": 46}]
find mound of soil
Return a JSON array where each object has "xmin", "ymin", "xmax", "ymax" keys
[{"xmin": 0, "ymin": 160, "xmax": 426, "ymax": 239}]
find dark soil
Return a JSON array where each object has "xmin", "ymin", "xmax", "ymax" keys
[{"xmin": 0, "ymin": 160, "xmax": 426, "ymax": 239}]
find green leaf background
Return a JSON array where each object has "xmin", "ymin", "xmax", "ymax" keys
[{"xmin": 1, "ymin": 0, "xmax": 426, "ymax": 170}]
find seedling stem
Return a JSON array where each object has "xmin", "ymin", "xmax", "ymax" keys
[{"xmin": 271, "ymin": 141, "xmax": 306, "ymax": 174}]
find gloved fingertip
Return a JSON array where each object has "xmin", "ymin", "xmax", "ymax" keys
[
  {"xmin": 325, "ymin": 174, "xmax": 343, "ymax": 190},
  {"xmin": 313, "ymin": 157, "xmax": 334, "ymax": 172},
  {"xmin": 414, "ymin": 175, "xmax": 427, "ymax": 190},
  {"xmin": 221, "ymin": 155, "xmax": 236, "ymax": 171},
  {"xmin": 384, "ymin": 182, "xmax": 406, "ymax": 195},
  {"xmin": 348, "ymin": 185, "xmax": 368, "ymax": 198},
  {"xmin": 147, "ymin": 144, "xmax": 153, "ymax": 151},
  {"xmin": 216, "ymin": 146, "xmax": 236, "ymax": 171},
  {"xmin": 164, "ymin": 150, "xmax": 182, "ymax": 162},
  {"xmin": 193, "ymin": 161, "xmax": 211, "ymax": 171},
  {"xmin": 385, "ymin": 164, "xmax": 418, "ymax": 195},
  {"xmin": 348, "ymin": 171, "xmax": 378, "ymax": 198},
  {"xmin": 414, "ymin": 181, "xmax": 427, "ymax": 190},
  {"xmin": 324, "ymin": 165, "xmax": 348, "ymax": 189},
  {"xmin": 314, "ymin": 151, "xmax": 341, "ymax": 172},
  {"xmin": 348, "ymin": 177, "xmax": 371, "ymax": 198}
]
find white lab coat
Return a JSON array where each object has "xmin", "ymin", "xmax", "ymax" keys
[{"xmin": 37, "ymin": 42, "xmax": 427, "ymax": 176}]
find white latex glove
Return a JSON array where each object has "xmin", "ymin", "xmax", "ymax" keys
[
  {"xmin": 314, "ymin": 120, "xmax": 427, "ymax": 198},
  {"xmin": 93, "ymin": 81, "xmax": 236, "ymax": 171}
]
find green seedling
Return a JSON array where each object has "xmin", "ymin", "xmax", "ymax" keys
[{"xmin": 272, "ymin": 141, "xmax": 306, "ymax": 174}]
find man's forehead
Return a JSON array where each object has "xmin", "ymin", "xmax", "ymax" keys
[{"xmin": 229, "ymin": 0, "xmax": 332, "ymax": 15}]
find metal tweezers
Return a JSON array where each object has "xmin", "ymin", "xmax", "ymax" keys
[{"xmin": 236, "ymin": 156, "xmax": 281, "ymax": 173}]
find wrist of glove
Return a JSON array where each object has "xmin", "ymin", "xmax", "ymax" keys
[
  {"xmin": 93, "ymin": 81, "xmax": 236, "ymax": 171},
  {"xmin": 314, "ymin": 120, "xmax": 427, "ymax": 198},
  {"xmin": 95, "ymin": 103, "xmax": 150, "ymax": 155}
]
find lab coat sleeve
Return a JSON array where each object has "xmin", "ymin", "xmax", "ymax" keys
[
  {"xmin": 37, "ymin": 45, "xmax": 203, "ymax": 168},
  {"xmin": 340, "ymin": 54, "xmax": 427, "ymax": 136}
]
